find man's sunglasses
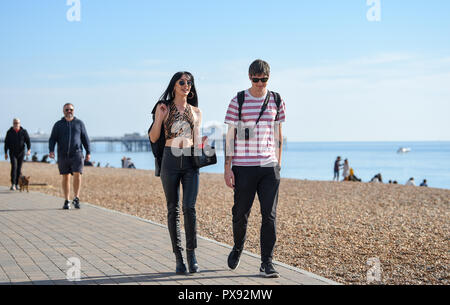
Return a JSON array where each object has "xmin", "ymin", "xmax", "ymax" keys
[
  {"xmin": 252, "ymin": 77, "xmax": 269, "ymax": 83},
  {"xmin": 65, "ymin": 109, "xmax": 74, "ymax": 112},
  {"xmin": 178, "ymin": 80, "xmax": 193, "ymax": 86}
]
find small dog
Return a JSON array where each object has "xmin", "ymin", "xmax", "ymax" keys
[{"xmin": 19, "ymin": 175, "xmax": 30, "ymax": 193}]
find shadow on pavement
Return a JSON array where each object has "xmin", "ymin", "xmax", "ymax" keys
[{"xmin": 1, "ymin": 269, "xmax": 267, "ymax": 285}]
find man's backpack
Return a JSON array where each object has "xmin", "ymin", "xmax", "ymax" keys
[
  {"xmin": 148, "ymin": 101, "xmax": 166, "ymax": 177},
  {"xmin": 237, "ymin": 90, "xmax": 282, "ymax": 121}
]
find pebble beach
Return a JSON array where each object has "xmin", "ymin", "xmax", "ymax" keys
[{"xmin": 1, "ymin": 161, "xmax": 448, "ymax": 285}]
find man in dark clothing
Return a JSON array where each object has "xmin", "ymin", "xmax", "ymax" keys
[
  {"xmin": 224, "ymin": 59, "xmax": 287, "ymax": 278},
  {"xmin": 333, "ymin": 156, "xmax": 342, "ymax": 181},
  {"xmin": 49, "ymin": 103, "xmax": 91, "ymax": 210},
  {"xmin": 4, "ymin": 118, "xmax": 31, "ymax": 190}
]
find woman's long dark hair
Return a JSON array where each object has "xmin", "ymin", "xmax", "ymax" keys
[{"xmin": 159, "ymin": 71, "xmax": 198, "ymax": 107}]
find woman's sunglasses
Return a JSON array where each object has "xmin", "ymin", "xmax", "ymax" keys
[
  {"xmin": 178, "ymin": 80, "xmax": 193, "ymax": 87},
  {"xmin": 252, "ymin": 77, "xmax": 269, "ymax": 83}
]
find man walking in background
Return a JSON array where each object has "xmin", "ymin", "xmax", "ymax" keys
[
  {"xmin": 49, "ymin": 103, "xmax": 91, "ymax": 210},
  {"xmin": 224, "ymin": 59, "xmax": 286, "ymax": 278},
  {"xmin": 4, "ymin": 118, "xmax": 31, "ymax": 191}
]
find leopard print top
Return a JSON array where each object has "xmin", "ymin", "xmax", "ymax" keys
[{"xmin": 164, "ymin": 102, "xmax": 195, "ymax": 140}]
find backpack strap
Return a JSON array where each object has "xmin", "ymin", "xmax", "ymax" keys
[
  {"xmin": 237, "ymin": 91, "xmax": 245, "ymax": 121},
  {"xmin": 271, "ymin": 91, "xmax": 282, "ymax": 121}
]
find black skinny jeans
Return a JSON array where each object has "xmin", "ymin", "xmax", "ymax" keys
[
  {"xmin": 10, "ymin": 152, "xmax": 24, "ymax": 186},
  {"xmin": 232, "ymin": 164, "xmax": 281, "ymax": 264},
  {"xmin": 160, "ymin": 147, "xmax": 199, "ymax": 253}
]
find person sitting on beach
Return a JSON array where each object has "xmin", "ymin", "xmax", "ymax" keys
[
  {"xmin": 126, "ymin": 158, "xmax": 136, "ymax": 169},
  {"xmin": 32, "ymin": 152, "xmax": 38, "ymax": 162},
  {"xmin": 406, "ymin": 177, "xmax": 416, "ymax": 186},
  {"xmin": 348, "ymin": 168, "xmax": 362, "ymax": 182},
  {"xmin": 420, "ymin": 179, "xmax": 428, "ymax": 187},
  {"xmin": 370, "ymin": 173, "xmax": 383, "ymax": 183},
  {"xmin": 149, "ymin": 71, "xmax": 203, "ymax": 275},
  {"xmin": 41, "ymin": 154, "xmax": 49, "ymax": 163}
]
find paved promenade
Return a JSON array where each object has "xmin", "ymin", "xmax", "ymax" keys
[{"xmin": 0, "ymin": 186, "xmax": 338, "ymax": 285}]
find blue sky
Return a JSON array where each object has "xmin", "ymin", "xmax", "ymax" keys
[{"xmin": 1, "ymin": 0, "xmax": 450, "ymax": 141}]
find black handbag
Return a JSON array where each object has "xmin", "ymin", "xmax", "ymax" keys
[{"xmin": 192, "ymin": 145, "xmax": 217, "ymax": 169}]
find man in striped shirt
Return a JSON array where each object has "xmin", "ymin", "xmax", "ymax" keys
[{"xmin": 224, "ymin": 59, "xmax": 286, "ymax": 278}]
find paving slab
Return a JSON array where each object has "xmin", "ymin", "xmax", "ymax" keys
[{"xmin": 0, "ymin": 186, "xmax": 339, "ymax": 285}]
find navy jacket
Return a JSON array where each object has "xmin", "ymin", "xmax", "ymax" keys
[
  {"xmin": 4, "ymin": 127, "xmax": 31, "ymax": 155},
  {"xmin": 49, "ymin": 117, "xmax": 91, "ymax": 157}
]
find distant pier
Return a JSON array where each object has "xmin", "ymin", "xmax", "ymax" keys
[
  {"xmin": 0, "ymin": 133, "xmax": 151, "ymax": 153},
  {"xmin": 0, "ymin": 131, "xmax": 287, "ymax": 153}
]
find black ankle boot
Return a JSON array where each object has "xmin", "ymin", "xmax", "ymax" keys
[
  {"xmin": 186, "ymin": 249, "xmax": 199, "ymax": 273},
  {"xmin": 175, "ymin": 251, "xmax": 187, "ymax": 275}
]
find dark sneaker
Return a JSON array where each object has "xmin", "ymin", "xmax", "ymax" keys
[
  {"xmin": 63, "ymin": 200, "xmax": 71, "ymax": 210},
  {"xmin": 259, "ymin": 262, "xmax": 280, "ymax": 278},
  {"xmin": 227, "ymin": 248, "xmax": 242, "ymax": 270},
  {"xmin": 73, "ymin": 197, "xmax": 81, "ymax": 209}
]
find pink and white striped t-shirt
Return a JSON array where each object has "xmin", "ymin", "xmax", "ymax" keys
[{"xmin": 224, "ymin": 89, "xmax": 286, "ymax": 166}]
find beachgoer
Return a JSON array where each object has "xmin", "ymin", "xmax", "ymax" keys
[
  {"xmin": 127, "ymin": 158, "xmax": 136, "ymax": 169},
  {"xmin": 32, "ymin": 152, "xmax": 38, "ymax": 162},
  {"xmin": 420, "ymin": 179, "xmax": 428, "ymax": 187},
  {"xmin": 333, "ymin": 156, "xmax": 342, "ymax": 181},
  {"xmin": 121, "ymin": 156, "xmax": 127, "ymax": 168},
  {"xmin": 41, "ymin": 154, "xmax": 49, "ymax": 163},
  {"xmin": 370, "ymin": 173, "xmax": 383, "ymax": 183},
  {"xmin": 405, "ymin": 177, "xmax": 416, "ymax": 186},
  {"xmin": 342, "ymin": 159, "xmax": 350, "ymax": 181},
  {"xmin": 4, "ymin": 118, "xmax": 31, "ymax": 190},
  {"xmin": 224, "ymin": 59, "xmax": 286, "ymax": 278},
  {"xmin": 348, "ymin": 168, "xmax": 362, "ymax": 182},
  {"xmin": 149, "ymin": 71, "xmax": 202, "ymax": 275},
  {"xmin": 49, "ymin": 103, "xmax": 91, "ymax": 210}
]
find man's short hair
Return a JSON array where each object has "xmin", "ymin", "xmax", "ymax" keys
[
  {"xmin": 63, "ymin": 103, "xmax": 74, "ymax": 109},
  {"xmin": 249, "ymin": 59, "xmax": 270, "ymax": 76}
]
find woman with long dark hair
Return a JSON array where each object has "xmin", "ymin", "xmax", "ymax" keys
[{"xmin": 149, "ymin": 72, "xmax": 202, "ymax": 274}]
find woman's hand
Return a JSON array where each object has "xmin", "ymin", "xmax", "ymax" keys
[{"xmin": 155, "ymin": 103, "xmax": 168, "ymax": 123}]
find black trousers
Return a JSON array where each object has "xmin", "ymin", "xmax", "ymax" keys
[
  {"xmin": 10, "ymin": 152, "xmax": 25, "ymax": 186},
  {"xmin": 232, "ymin": 164, "xmax": 281, "ymax": 264},
  {"xmin": 160, "ymin": 147, "xmax": 199, "ymax": 253}
]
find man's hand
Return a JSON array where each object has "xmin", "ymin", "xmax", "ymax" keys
[
  {"xmin": 85, "ymin": 154, "xmax": 91, "ymax": 162},
  {"xmin": 26, "ymin": 150, "xmax": 31, "ymax": 156},
  {"xmin": 4, "ymin": 154, "xmax": 7, "ymax": 161},
  {"xmin": 49, "ymin": 152, "xmax": 55, "ymax": 159},
  {"xmin": 224, "ymin": 168, "xmax": 235, "ymax": 189}
]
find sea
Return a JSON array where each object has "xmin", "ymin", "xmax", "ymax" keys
[{"xmin": 28, "ymin": 141, "xmax": 450, "ymax": 190}]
